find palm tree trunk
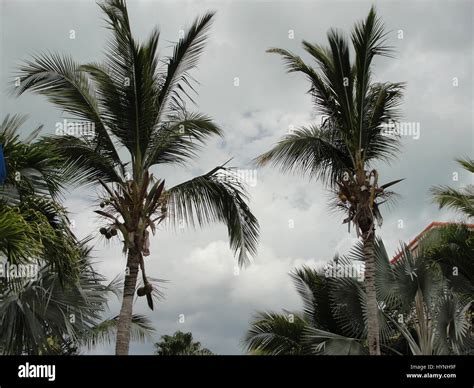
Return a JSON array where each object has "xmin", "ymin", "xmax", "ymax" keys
[
  {"xmin": 115, "ymin": 248, "xmax": 140, "ymax": 355},
  {"xmin": 363, "ymin": 231, "xmax": 381, "ymax": 355}
]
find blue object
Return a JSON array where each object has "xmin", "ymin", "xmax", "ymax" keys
[{"xmin": 0, "ymin": 145, "xmax": 6, "ymax": 184}]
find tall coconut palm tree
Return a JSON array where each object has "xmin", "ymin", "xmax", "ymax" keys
[
  {"xmin": 255, "ymin": 6, "xmax": 404, "ymax": 354},
  {"xmin": 14, "ymin": 0, "xmax": 259, "ymax": 354},
  {"xmin": 154, "ymin": 331, "xmax": 213, "ymax": 355},
  {"xmin": 431, "ymin": 158, "xmax": 474, "ymax": 218}
]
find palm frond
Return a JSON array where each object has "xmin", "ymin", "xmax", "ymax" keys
[
  {"xmin": 302, "ymin": 326, "xmax": 367, "ymax": 355},
  {"xmin": 431, "ymin": 186, "xmax": 474, "ymax": 218},
  {"xmin": 0, "ymin": 242, "xmax": 110, "ymax": 355},
  {"xmin": 266, "ymin": 48, "xmax": 342, "ymax": 123},
  {"xmin": 157, "ymin": 12, "xmax": 215, "ymax": 120},
  {"xmin": 13, "ymin": 53, "xmax": 119, "ymax": 162},
  {"xmin": 435, "ymin": 292, "xmax": 472, "ymax": 355},
  {"xmin": 243, "ymin": 312, "xmax": 307, "ymax": 355},
  {"xmin": 81, "ymin": 314, "xmax": 155, "ymax": 349},
  {"xmin": 255, "ymin": 124, "xmax": 353, "ymax": 185},
  {"xmin": 166, "ymin": 165, "xmax": 259, "ymax": 266},
  {"xmin": 456, "ymin": 157, "xmax": 474, "ymax": 173},
  {"xmin": 290, "ymin": 266, "xmax": 339, "ymax": 331},
  {"xmin": 419, "ymin": 224, "xmax": 474, "ymax": 295},
  {"xmin": 0, "ymin": 115, "xmax": 72, "ymax": 202},
  {"xmin": 145, "ymin": 112, "xmax": 222, "ymax": 168},
  {"xmin": 39, "ymin": 135, "xmax": 124, "ymax": 186}
]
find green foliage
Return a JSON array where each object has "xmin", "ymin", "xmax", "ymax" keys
[
  {"xmin": 0, "ymin": 113, "xmax": 156, "ymax": 354},
  {"xmin": 0, "ymin": 115, "xmax": 81, "ymax": 280},
  {"xmin": 0, "ymin": 244, "xmax": 155, "ymax": 355},
  {"xmin": 244, "ymin": 233, "xmax": 473, "ymax": 355},
  {"xmin": 257, "ymin": 6, "xmax": 404, "ymax": 184},
  {"xmin": 14, "ymin": 0, "xmax": 259, "ymax": 269},
  {"xmin": 431, "ymin": 158, "xmax": 474, "ymax": 218},
  {"xmin": 243, "ymin": 312, "xmax": 307, "ymax": 355},
  {"xmin": 154, "ymin": 331, "xmax": 213, "ymax": 355}
]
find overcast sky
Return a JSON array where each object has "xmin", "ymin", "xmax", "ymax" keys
[{"xmin": 0, "ymin": 0, "xmax": 472, "ymax": 354}]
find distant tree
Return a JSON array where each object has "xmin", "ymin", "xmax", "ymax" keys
[{"xmin": 154, "ymin": 331, "xmax": 213, "ymax": 355}]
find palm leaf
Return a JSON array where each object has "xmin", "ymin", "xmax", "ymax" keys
[
  {"xmin": 243, "ymin": 312, "xmax": 307, "ymax": 355},
  {"xmin": 166, "ymin": 165, "xmax": 259, "ymax": 266}
]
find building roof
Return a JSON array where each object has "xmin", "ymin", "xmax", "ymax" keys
[{"xmin": 390, "ymin": 221, "xmax": 474, "ymax": 264}]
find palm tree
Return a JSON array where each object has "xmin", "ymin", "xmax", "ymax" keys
[
  {"xmin": 244, "ymin": 237, "xmax": 472, "ymax": 355},
  {"xmin": 255, "ymin": 6, "xmax": 404, "ymax": 354},
  {"xmin": 244, "ymin": 243, "xmax": 395, "ymax": 355},
  {"xmin": 0, "ymin": 114, "xmax": 81, "ymax": 280},
  {"xmin": 431, "ymin": 158, "xmax": 474, "ymax": 218},
  {"xmin": 0, "ymin": 114, "xmax": 154, "ymax": 354},
  {"xmin": 154, "ymin": 331, "xmax": 213, "ymax": 355},
  {"xmin": 14, "ymin": 0, "xmax": 259, "ymax": 354},
  {"xmin": 419, "ymin": 223, "xmax": 474, "ymax": 295},
  {"xmin": 0, "ymin": 242, "xmax": 155, "ymax": 355},
  {"xmin": 387, "ymin": 243, "xmax": 472, "ymax": 355}
]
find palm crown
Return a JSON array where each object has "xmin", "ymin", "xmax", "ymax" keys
[{"xmin": 257, "ymin": 6, "xmax": 404, "ymax": 236}]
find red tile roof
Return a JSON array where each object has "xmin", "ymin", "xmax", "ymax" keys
[{"xmin": 390, "ymin": 222, "xmax": 474, "ymax": 264}]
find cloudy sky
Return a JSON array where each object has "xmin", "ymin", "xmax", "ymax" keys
[{"xmin": 0, "ymin": 0, "xmax": 472, "ymax": 354}]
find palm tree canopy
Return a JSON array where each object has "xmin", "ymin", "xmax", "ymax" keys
[
  {"xmin": 0, "ymin": 114, "xmax": 75, "ymax": 204},
  {"xmin": 14, "ymin": 0, "xmax": 259, "ymax": 267},
  {"xmin": 255, "ymin": 7, "xmax": 403, "ymax": 241},
  {"xmin": 0, "ymin": 115, "xmax": 82, "ymax": 279},
  {"xmin": 257, "ymin": 6, "xmax": 404, "ymax": 184},
  {"xmin": 0, "ymin": 242, "xmax": 155, "ymax": 355},
  {"xmin": 417, "ymin": 223, "xmax": 474, "ymax": 295},
  {"xmin": 0, "ymin": 112, "xmax": 155, "ymax": 354}
]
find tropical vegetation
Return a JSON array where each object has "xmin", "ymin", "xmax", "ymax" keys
[
  {"xmin": 1, "ymin": 0, "xmax": 471, "ymax": 358},
  {"xmin": 431, "ymin": 158, "xmax": 474, "ymax": 218},
  {"xmin": 0, "ymin": 114, "xmax": 154, "ymax": 354},
  {"xmin": 244, "ymin": 226, "xmax": 473, "ymax": 355}
]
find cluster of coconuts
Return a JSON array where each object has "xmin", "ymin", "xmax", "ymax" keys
[
  {"xmin": 99, "ymin": 226, "xmax": 117, "ymax": 239},
  {"xmin": 98, "ymin": 199, "xmax": 118, "ymax": 239}
]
